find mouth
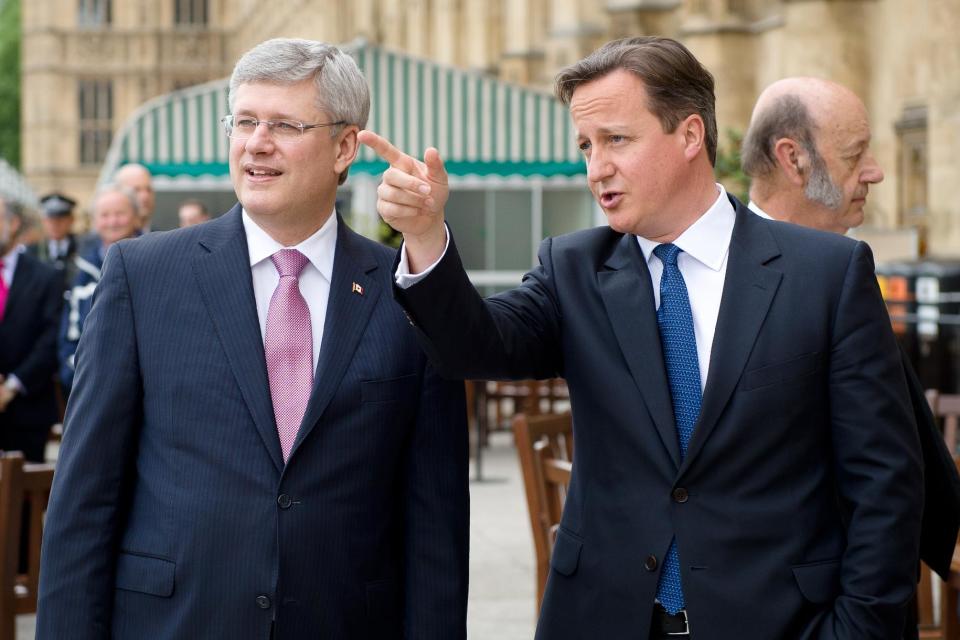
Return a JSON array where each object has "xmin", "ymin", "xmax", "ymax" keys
[
  {"xmin": 244, "ymin": 164, "xmax": 282, "ymax": 180},
  {"xmin": 599, "ymin": 191, "xmax": 623, "ymax": 209}
]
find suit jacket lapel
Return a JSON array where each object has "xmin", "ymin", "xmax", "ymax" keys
[
  {"xmin": 290, "ymin": 217, "xmax": 380, "ymax": 458},
  {"xmin": 681, "ymin": 203, "xmax": 782, "ymax": 473},
  {"xmin": 192, "ymin": 205, "xmax": 284, "ymax": 472},
  {"xmin": 598, "ymin": 234, "xmax": 681, "ymax": 469}
]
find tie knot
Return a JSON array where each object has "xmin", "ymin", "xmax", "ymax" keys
[
  {"xmin": 271, "ymin": 248, "xmax": 309, "ymax": 278},
  {"xmin": 653, "ymin": 243, "xmax": 682, "ymax": 267}
]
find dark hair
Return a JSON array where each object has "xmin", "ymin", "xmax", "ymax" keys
[
  {"xmin": 555, "ymin": 36, "xmax": 718, "ymax": 165},
  {"xmin": 741, "ymin": 94, "xmax": 819, "ymax": 178}
]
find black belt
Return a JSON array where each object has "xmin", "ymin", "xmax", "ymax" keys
[{"xmin": 652, "ymin": 603, "xmax": 690, "ymax": 637}]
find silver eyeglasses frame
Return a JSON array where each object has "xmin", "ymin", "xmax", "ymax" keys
[{"xmin": 220, "ymin": 115, "xmax": 347, "ymax": 141}]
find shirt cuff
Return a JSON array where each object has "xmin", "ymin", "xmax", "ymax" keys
[
  {"xmin": 4, "ymin": 374, "xmax": 25, "ymax": 395},
  {"xmin": 394, "ymin": 224, "xmax": 451, "ymax": 289}
]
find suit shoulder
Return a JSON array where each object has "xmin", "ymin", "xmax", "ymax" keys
[
  {"xmin": 763, "ymin": 217, "xmax": 858, "ymax": 257},
  {"xmin": 17, "ymin": 250, "xmax": 58, "ymax": 280},
  {"xmin": 545, "ymin": 225, "xmax": 624, "ymax": 267}
]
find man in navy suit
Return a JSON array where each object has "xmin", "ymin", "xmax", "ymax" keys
[
  {"xmin": 362, "ymin": 37, "xmax": 922, "ymax": 638},
  {"xmin": 37, "ymin": 38, "xmax": 469, "ymax": 640},
  {"xmin": 0, "ymin": 199, "xmax": 62, "ymax": 462},
  {"xmin": 741, "ymin": 77, "xmax": 960, "ymax": 639}
]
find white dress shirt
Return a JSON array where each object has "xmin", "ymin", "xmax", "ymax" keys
[
  {"xmin": 636, "ymin": 185, "xmax": 736, "ymax": 391},
  {"xmin": 747, "ymin": 200, "xmax": 772, "ymax": 219},
  {"xmin": 242, "ymin": 210, "xmax": 336, "ymax": 369},
  {"xmin": 48, "ymin": 238, "xmax": 69, "ymax": 260}
]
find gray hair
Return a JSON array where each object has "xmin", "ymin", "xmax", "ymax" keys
[
  {"xmin": 555, "ymin": 36, "xmax": 718, "ymax": 166},
  {"xmin": 228, "ymin": 38, "xmax": 370, "ymax": 133},
  {"xmin": 741, "ymin": 94, "xmax": 819, "ymax": 178},
  {"xmin": 93, "ymin": 183, "xmax": 140, "ymax": 218},
  {"xmin": 804, "ymin": 151, "xmax": 843, "ymax": 210},
  {"xmin": 1, "ymin": 199, "xmax": 35, "ymax": 238}
]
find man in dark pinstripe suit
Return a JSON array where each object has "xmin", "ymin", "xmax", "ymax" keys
[{"xmin": 37, "ymin": 38, "xmax": 469, "ymax": 640}]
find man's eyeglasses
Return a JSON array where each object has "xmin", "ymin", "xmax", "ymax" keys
[{"xmin": 221, "ymin": 115, "xmax": 346, "ymax": 141}]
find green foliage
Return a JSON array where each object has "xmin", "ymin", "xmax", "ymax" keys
[
  {"xmin": 715, "ymin": 127, "xmax": 750, "ymax": 203},
  {"xmin": 0, "ymin": 0, "xmax": 20, "ymax": 168},
  {"xmin": 377, "ymin": 218, "xmax": 403, "ymax": 248}
]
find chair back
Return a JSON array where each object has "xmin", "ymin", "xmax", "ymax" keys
[
  {"xmin": 0, "ymin": 452, "xmax": 55, "ymax": 640},
  {"xmin": 513, "ymin": 411, "xmax": 573, "ymax": 611},
  {"xmin": 926, "ymin": 390, "xmax": 960, "ymax": 454}
]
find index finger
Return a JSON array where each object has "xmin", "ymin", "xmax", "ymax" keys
[{"xmin": 358, "ymin": 130, "xmax": 416, "ymax": 173}]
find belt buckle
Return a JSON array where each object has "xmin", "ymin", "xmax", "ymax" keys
[{"xmin": 666, "ymin": 609, "xmax": 689, "ymax": 636}]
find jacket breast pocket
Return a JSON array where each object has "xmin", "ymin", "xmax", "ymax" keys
[
  {"xmin": 550, "ymin": 527, "xmax": 583, "ymax": 577},
  {"xmin": 791, "ymin": 559, "xmax": 840, "ymax": 604},
  {"xmin": 115, "ymin": 552, "xmax": 175, "ymax": 598},
  {"xmin": 360, "ymin": 373, "xmax": 418, "ymax": 404},
  {"xmin": 741, "ymin": 352, "xmax": 820, "ymax": 392}
]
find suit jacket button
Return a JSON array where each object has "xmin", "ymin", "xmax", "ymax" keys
[
  {"xmin": 672, "ymin": 487, "xmax": 689, "ymax": 503},
  {"xmin": 256, "ymin": 595, "xmax": 271, "ymax": 609},
  {"xmin": 277, "ymin": 494, "xmax": 293, "ymax": 509},
  {"xmin": 644, "ymin": 555, "xmax": 658, "ymax": 571}
]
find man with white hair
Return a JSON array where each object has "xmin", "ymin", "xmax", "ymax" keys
[
  {"xmin": 57, "ymin": 184, "xmax": 140, "ymax": 392},
  {"xmin": 38, "ymin": 38, "xmax": 468, "ymax": 640},
  {"xmin": 114, "ymin": 163, "xmax": 156, "ymax": 232}
]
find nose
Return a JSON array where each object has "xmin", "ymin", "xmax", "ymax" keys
[
  {"xmin": 243, "ymin": 121, "xmax": 275, "ymax": 154},
  {"xmin": 586, "ymin": 147, "xmax": 614, "ymax": 184},
  {"xmin": 861, "ymin": 151, "xmax": 884, "ymax": 184}
]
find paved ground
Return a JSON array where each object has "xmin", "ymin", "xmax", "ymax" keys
[{"xmin": 19, "ymin": 432, "xmax": 537, "ymax": 639}]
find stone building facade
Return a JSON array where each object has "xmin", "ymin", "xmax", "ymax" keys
[{"xmin": 21, "ymin": 0, "xmax": 960, "ymax": 253}]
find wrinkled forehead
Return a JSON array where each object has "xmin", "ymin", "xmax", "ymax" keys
[{"xmin": 815, "ymin": 93, "xmax": 872, "ymax": 151}]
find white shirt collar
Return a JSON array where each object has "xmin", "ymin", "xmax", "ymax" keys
[
  {"xmin": 636, "ymin": 184, "xmax": 736, "ymax": 272},
  {"xmin": 748, "ymin": 200, "xmax": 773, "ymax": 219},
  {"xmin": 241, "ymin": 209, "xmax": 337, "ymax": 283},
  {"xmin": 1, "ymin": 244, "xmax": 24, "ymax": 284}
]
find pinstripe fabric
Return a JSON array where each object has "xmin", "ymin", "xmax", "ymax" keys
[{"xmin": 37, "ymin": 206, "xmax": 469, "ymax": 640}]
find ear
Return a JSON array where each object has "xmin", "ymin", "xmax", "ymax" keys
[
  {"xmin": 679, "ymin": 113, "xmax": 705, "ymax": 161},
  {"xmin": 334, "ymin": 125, "xmax": 361, "ymax": 175},
  {"xmin": 772, "ymin": 138, "xmax": 807, "ymax": 187}
]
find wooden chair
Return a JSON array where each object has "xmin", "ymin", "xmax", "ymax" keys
[
  {"xmin": 513, "ymin": 412, "xmax": 573, "ymax": 611},
  {"xmin": 0, "ymin": 452, "xmax": 55, "ymax": 640},
  {"xmin": 926, "ymin": 390, "xmax": 960, "ymax": 455}
]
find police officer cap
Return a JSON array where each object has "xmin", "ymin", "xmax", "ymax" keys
[{"xmin": 40, "ymin": 193, "xmax": 77, "ymax": 218}]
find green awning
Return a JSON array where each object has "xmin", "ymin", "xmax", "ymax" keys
[{"xmin": 100, "ymin": 40, "xmax": 585, "ymax": 186}]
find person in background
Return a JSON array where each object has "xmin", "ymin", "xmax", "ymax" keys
[
  {"xmin": 177, "ymin": 198, "xmax": 210, "ymax": 227},
  {"xmin": 741, "ymin": 76, "xmax": 960, "ymax": 640},
  {"xmin": 57, "ymin": 184, "xmax": 140, "ymax": 392},
  {"xmin": 115, "ymin": 163, "xmax": 156, "ymax": 232},
  {"xmin": 29, "ymin": 192, "xmax": 79, "ymax": 290},
  {"xmin": 0, "ymin": 198, "xmax": 62, "ymax": 462}
]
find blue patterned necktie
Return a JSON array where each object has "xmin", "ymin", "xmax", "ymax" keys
[{"xmin": 653, "ymin": 243, "xmax": 702, "ymax": 614}]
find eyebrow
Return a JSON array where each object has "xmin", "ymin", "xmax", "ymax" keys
[{"xmin": 575, "ymin": 125, "xmax": 630, "ymax": 139}]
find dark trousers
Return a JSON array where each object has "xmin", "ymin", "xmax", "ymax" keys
[{"xmin": 0, "ymin": 426, "xmax": 50, "ymax": 462}]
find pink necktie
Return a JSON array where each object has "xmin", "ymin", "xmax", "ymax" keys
[
  {"xmin": 0, "ymin": 260, "xmax": 8, "ymax": 322},
  {"xmin": 265, "ymin": 249, "xmax": 313, "ymax": 462}
]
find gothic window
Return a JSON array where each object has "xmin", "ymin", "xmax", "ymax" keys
[
  {"xmin": 174, "ymin": 0, "xmax": 208, "ymax": 26},
  {"xmin": 78, "ymin": 0, "xmax": 111, "ymax": 27},
  {"xmin": 895, "ymin": 105, "xmax": 928, "ymax": 227},
  {"xmin": 78, "ymin": 79, "xmax": 113, "ymax": 165}
]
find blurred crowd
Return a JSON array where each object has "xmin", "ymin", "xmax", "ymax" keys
[{"xmin": 0, "ymin": 164, "xmax": 209, "ymax": 460}]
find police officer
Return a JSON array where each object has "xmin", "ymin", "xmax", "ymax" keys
[{"xmin": 29, "ymin": 193, "xmax": 79, "ymax": 290}]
